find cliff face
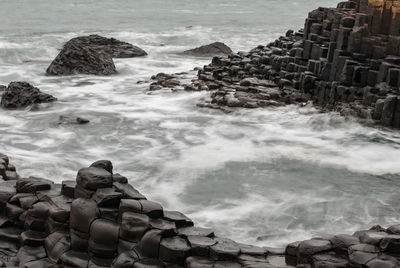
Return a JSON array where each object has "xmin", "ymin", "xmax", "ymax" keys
[
  {"xmin": 367, "ymin": 0, "xmax": 400, "ymax": 36},
  {"xmin": 299, "ymin": 0, "xmax": 400, "ymax": 128}
]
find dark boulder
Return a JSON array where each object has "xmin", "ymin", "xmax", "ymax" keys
[
  {"xmin": 46, "ymin": 42, "xmax": 116, "ymax": 76},
  {"xmin": 76, "ymin": 167, "xmax": 113, "ymax": 190},
  {"xmin": 183, "ymin": 42, "xmax": 233, "ymax": 57},
  {"xmin": 16, "ymin": 176, "xmax": 53, "ymax": 193},
  {"xmin": 1, "ymin": 82, "xmax": 56, "ymax": 109},
  {"xmin": 63, "ymin": 35, "xmax": 147, "ymax": 58},
  {"xmin": 46, "ymin": 35, "xmax": 147, "ymax": 76}
]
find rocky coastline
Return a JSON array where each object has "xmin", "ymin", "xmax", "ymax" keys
[
  {"xmin": 1, "ymin": 0, "xmax": 400, "ymax": 267},
  {"xmin": 1, "ymin": 153, "xmax": 400, "ymax": 268},
  {"xmin": 150, "ymin": 0, "xmax": 400, "ymax": 129}
]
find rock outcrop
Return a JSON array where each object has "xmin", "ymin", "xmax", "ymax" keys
[
  {"xmin": 0, "ymin": 82, "xmax": 57, "ymax": 109},
  {"xmin": 46, "ymin": 35, "xmax": 147, "ymax": 76},
  {"xmin": 151, "ymin": 0, "xmax": 400, "ymax": 128},
  {"xmin": 183, "ymin": 42, "xmax": 233, "ymax": 57},
  {"xmin": 1, "ymin": 152, "xmax": 400, "ymax": 267}
]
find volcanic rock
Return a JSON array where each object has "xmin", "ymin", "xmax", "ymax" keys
[
  {"xmin": 1, "ymin": 82, "xmax": 56, "ymax": 109},
  {"xmin": 184, "ymin": 42, "xmax": 233, "ymax": 57}
]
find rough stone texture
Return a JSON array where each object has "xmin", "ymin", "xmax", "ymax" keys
[
  {"xmin": 46, "ymin": 35, "xmax": 147, "ymax": 76},
  {"xmin": 149, "ymin": 0, "xmax": 400, "ymax": 129},
  {"xmin": 1, "ymin": 151, "xmax": 400, "ymax": 267},
  {"xmin": 1, "ymin": 82, "xmax": 57, "ymax": 109},
  {"xmin": 183, "ymin": 42, "xmax": 233, "ymax": 57}
]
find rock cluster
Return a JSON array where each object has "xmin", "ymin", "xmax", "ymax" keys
[
  {"xmin": 46, "ymin": 35, "xmax": 147, "ymax": 76},
  {"xmin": 149, "ymin": 0, "xmax": 400, "ymax": 128},
  {"xmin": 183, "ymin": 42, "xmax": 233, "ymax": 57},
  {"xmin": 0, "ymin": 82, "xmax": 57, "ymax": 109},
  {"xmin": 2, "ymin": 152, "xmax": 400, "ymax": 267}
]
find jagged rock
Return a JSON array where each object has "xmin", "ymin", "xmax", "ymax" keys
[
  {"xmin": 183, "ymin": 42, "xmax": 233, "ymax": 57},
  {"xmin": 178, "ymin": 226, "xmax": 214, "ymax": 238},
  {"xmin": 163, "ymin": 211, "xmax": 193, "ymax": 228},
  {"xmin": 46, "ymin": 35, "xmax": 146, "ymax": 75},
  {"xmin": 92, "ymin": 188, "xmax": 122, "ymax": 207},
  {"xmin": 0, "ymin": 82, "xmax": 56, "ymax": 109},
  {"xmin": 46, "ymin": 42, "xmax": 116, "ymax": 75},
  {"xmin": 90, "ymin": 160, "xmax": 113, "ymax": 174},
  {"xmin": 16, "ymin": 176, "xmax": 53, "ymax": 193},
  {"xmin": 159, "ymin": 236, "xmax": 191, "ymax": 263},
  {"xmin": 209, "ymin": 237, "xmax": 240, "ymax": 261},
  {"xmin": 76, "ymin": 167, "xmax": 113, "ymax": 190},
  {"xmin": 65, "ymin": 35, "xmax": 147, "ymax": 58},
  {"xmin": 187, "ymin": 236, "xmax": 217, "ymax": 256},
  {"xmin": 296, "ymin": 239, "xmax": 332, "ymax": 263},
  {"xmin": 61, "ymin": 180, "xmax": 76, "ymax": 198}
]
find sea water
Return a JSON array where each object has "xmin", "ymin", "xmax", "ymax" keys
[{"xmin": 1, "ymin": 0, "xmax": 400, "ymax": 247}]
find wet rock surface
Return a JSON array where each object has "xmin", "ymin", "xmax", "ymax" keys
[
  {"xmin": 0, "ymin": 82, "xmax": 57, "ymax": 109},
  {"xmin": 149, "ymin": 0, "xmax": 400, "ymax": 128},
  {"xmin": 183, "ymin": 42, "xmax": 233, "ymax": 57},
  {"xmin": 46, "ymin": 35, "xmax": 147, "ymax": 75},
  {"xmin": 1, "ymin": 152, "xmax": 400, "ymax": 267}
]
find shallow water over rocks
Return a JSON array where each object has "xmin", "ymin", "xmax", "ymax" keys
[{"xmin": 1, "ymin": 0, "xmax": 400, "ymax": 248}]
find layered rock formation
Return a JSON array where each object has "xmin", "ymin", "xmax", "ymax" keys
[
  {"xmin": 0, "ymin": 82, "xmax": 57, "ymax": 109},
  {"xmin": 46, "ymin": 35, "xmax": 147, "ymax": 76},
  {"xmin": 151, "ymin": 0, "xmax": 400, "ymax": 128},
  {"xmin": 1, "ymin": 153, "xmax": 400, "ymax": 267}
]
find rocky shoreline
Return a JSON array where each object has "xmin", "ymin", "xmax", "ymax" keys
[
  {"xmin": 150, "ymin": 0, "xmax": 400, "ymax": 129},
  {"xmin": 1, "ymin": 153, "xmax": 400, "ymax": 268}
]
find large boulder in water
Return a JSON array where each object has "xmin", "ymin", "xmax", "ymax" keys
[
  {"xmin": 46, "ymin": 35, "xmax": 147, "ymax": 76},
  {"xmin": 183, "ymin": 42, "xmax": 233, "ymax": 57},
  {"xmin": 0, "ymin": 82, "xmax": 57, "ymax": 109},
  {"xmin": 64, "ymin": 35, "xmax": 147, "ymax": 58}
]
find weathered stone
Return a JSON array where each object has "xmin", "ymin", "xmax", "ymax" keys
[
  {"xmin": 89, "ymin": 219, "xmax": 119, "ymax": 258},
  {"xmin": 177, "ymin": 226, "xmax": 214, "ymax": 238},
  {"xmin": 90, "ymin": 160, "xmax": 113, "ymax": 174},
  {"xmin": 61, "ymin": 180, "xmax": 76, "ymax": 198},
  {"xmin": 1, "ymin": 82, "xmax": 56, "ymax": 109},
  {"xmin": 92, "ymin": 188, "xmax": 122, "ymax": 207},
  {"xmin": 159, "ymin": 236, "xmax": 191, "ymax": 263},
  {"xmin": 140, "ymin": 200, "xmax": 163, "ymax": 218},
  {"xmin": 188, "ymin": 236, "xmax": 217, "ymax": 256},
  {"xmin": 70, "ymin": 198, "xmax": 100, "ymax": 233},
  {"xmin": 184, "ymin": 42, "xmax": 233, "ymax": 57},
  {"xmin": 60, "ymin": 251, "xmax": 90, "ymax": 268},
  {"xmin": 209, "ymin": 237, "xmax": 240, "ymax": 261},
  {"xmin": 114, "ymin": 182, "xmax": 146, "ymax": 200},
  {"xmin": 120, "ymin": 212, "xmax": 150, "ymax": 242},
  {"xmin": 138, "ymin": 230, "xmax": 162, "ymax": 259},
  {"xmin": 297, "ymin": 239, "xmax": 332, "ymax": 263},
  {"xmin": 76, "ymin": 167, "xmax": 113, "ymax": 190},
  {"xmin": 20, "ymin": 231, "xmax": 47, "ymax": 247},
  {"xmin": 16, "ymin": 176, "xmax": 53, "ymax": 193},
  {"xmin": 163, "ymin": 210, "xmax": 193, "ymax": 228},
  {"xmin": 44, "ymin": 231, "xmax": 70, "ymax": 263}
]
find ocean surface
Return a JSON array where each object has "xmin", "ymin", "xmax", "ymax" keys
[{"xmin": 1, "ymin": 0, "xmax": 400, "ymax": 247}]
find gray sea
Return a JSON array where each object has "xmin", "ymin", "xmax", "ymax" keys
[{"xmin": 1, "ymin": 0, "xmax": 400, "ymax": 247}]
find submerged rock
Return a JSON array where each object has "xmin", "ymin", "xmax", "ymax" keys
[
  {"xmin": 0, "ymin": 82, "xmax": 57, "ymax": 109},
  {"xmin": 57, "ymin": 115, "xmax": 90, "ymax": 125},
  {"xmin": 46, "ymin": 35, "xmax": 147, "ymax": 75},
  {"xmin": 183, "ymin": 42, "xmax": 233, "ymax": 57}
]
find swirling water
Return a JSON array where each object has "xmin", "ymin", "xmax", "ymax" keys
[{"xmin": 1, "ymin": 0, "xmax": 400, "ymax": 247}]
